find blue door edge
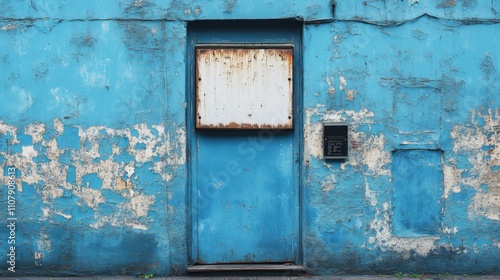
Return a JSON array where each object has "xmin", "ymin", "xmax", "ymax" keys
[{"xmin": 185, "ymin": 19, "xmax": 304, "ymax": 266}]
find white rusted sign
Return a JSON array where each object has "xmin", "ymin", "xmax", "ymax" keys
[{"xmin": 195, "ymin": 47, "xmax": 293, "ymax": 129}]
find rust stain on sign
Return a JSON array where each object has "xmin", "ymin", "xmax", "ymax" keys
[{"xmin": 195, "ymin": 47, "xmax": 293, "ymax": 129}]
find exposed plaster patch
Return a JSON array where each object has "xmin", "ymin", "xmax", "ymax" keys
[
  {"xmin": 442, "ymin": 227, "xmax": 458, "ymax": 234},
  {"xmin": 0, "ymin": 121, "xmax": 19, "ymax": 144},
  {"xmin": 172, "ymin": 127, "xmax": 186, "ymax": 165},
  {"xmin": 90, "ymin": 214, "xmax": 148, "ymax": 231},
  {"xmin": 90, "ymin": 193, "xmax": 155, "ymax": 230},
  {"xmin": 34, "ymin": 252, "xmax": 44, "ymax": 260},
  {"xmin": 133, "ymin": 0, "xmax": 144, "ymax": 7},
  {"xmin": 46, "ymin": 138, "xmax": 63, "ymax": 161},
  {"xmin": 365, "ymin": 178, "xmax": 378, "ymax": 206},
  {"xmin": 129, "ymin": 194, "xmax": 156, "ymax": 217},
  {"xmin": 339, "ymin": 76, "xmax": 347, "ymax": 91},
  {"xmin": 350, "ymin": 133, "xmax": 391, "ymax": 176},
  {"xmin": 115, "ymin": 178, "xmax": 133, "ymax": 190},
  {"xmin": 41, "ymin": 208, "xmax": 51, "ymax": 220},
  {"xmin": 53, "ymin": 118, "xmax": 64, "ymax": 134},
  {"xmin": 325, "ymin": 76, "xmax": 335, "ymax": 95},
  {"xmin": 346, "ymin": 89, "xmax": 356, "ymax": 101},
  {"xmin": 153, "ymin": 161, "xmax": 173, "ymax": 183},
  {"xmin": 448, "ymin": 108, "xmax": 500, "ymax": 221},
  {"xmin": 322, "ymin": 174, "xmax": 337, "ymax": 191},
  {"xmin": 25, "ymin": 123, "xmax": 46, "ymax": 143},
  {"xmin": 77, "ymin": 187, "xmax": 105, "ymax": 209},
  {"xmin": 194, "ymin": 7, "xmax": 202, "ymax": 16},
  {"xmin": 0, "ymin": 120, "xmax": 185, "ymax": 230},
  {"xmin": 368, "ymin": 202, "xmax": 440, "ymax": 258},
  {"xmin": 443, "ymin": 164, "xmax": 462, "ymax": 199},
  {"xmin": 40, "ymin": 161, "xmax": 70, "ymax": 198},
  {"xmin": 36, "ymin": 233, "xmax": 52, "ymax": 252},
  {"xmin": 1, "ymin": 23, "xmax": 16, "ymax": 31},
  {"xmin": 54, "ymin": 210, "xmax": 72, "ymax": 219},
  {"xmin": 73, "ymin": 158, "xmax": 127, "ymax": 190},
  {"xmin": 304, "ymin": 106, "xmax": 376, "ymax": 163},
  {"xmin": 22, "ymin": 145, "xmax": 38, "ymax": 161}
]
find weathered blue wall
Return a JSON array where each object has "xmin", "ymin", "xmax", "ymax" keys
[{"xmin": 1, "ymin": 0, "xmax": 499, "ymax": 276}]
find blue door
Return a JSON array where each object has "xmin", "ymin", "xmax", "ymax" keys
[
  {"xmin": 188, "ymin": 21, "xmax": 302, "ymax": 265},
  {"xmin": 194, "ymin": 131, "xmax": 296, "ymax": 263}
]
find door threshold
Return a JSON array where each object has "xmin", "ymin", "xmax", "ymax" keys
[{"xmin": 187, "ymin": 264, "xmax": 306, "ymax": 272}]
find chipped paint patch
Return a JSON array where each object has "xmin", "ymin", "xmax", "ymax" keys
[
  {"xmin": 364, "ymin": 178, "xmax": 378, "ymax": 206},
  {"xmin": 305, "ymin": 106, "xmax": 375, "ymax": 161},
  {"xmin": 0, "ymin": 121, "xmax": 19, "ymax": 144},
  {"xmin": 345, "ymin": 89, "xmax": 356, "ymax": 101},
  {"xmin": 325, "ymin": 76, "xmax": 335, "ymax": 95},
  {"xmin": 321, "ymin": 174, "xmax": 337, "ymax": 191},
  {"xmin": 77, "ymin": 187, "xmax": 105, "ymax": 209},
  {"xmin": 0, "ymin": 120, "xmax": 185, "ymax": 231},
  {"xmin": 129, "ymin": 194, "xmax": 155, "ymax": 217},
  {"xmin": 36, "ymin": 233, "xmax": 52, "ymax": 252},
  {"xmin": 90, "ymin": 193, "xmax": 155, "ymax": 230},
  {"xmin": 339, "ymin": 76, "xmax": 347, "ymax": 91},
  {"xmin": 368, "ymin": 202, "xmax": 440, "ymax": 258},
  {"xmin": 22, "ymin": 145, "xmax": 38, "ymax": 161},
  {"xmin": 25, "ymin": 123, "xmax": 46, "ymax": 143},
  {"xmin": 1, "ymin": 23, "xmax": 16, "ymax": 31},
  {"xmin": 53, "ymin": 118, "xmax": 64, "ymax": 134},
  {"xmin": 448, "ymin": 109, "xmax": 500, "ymax": 221}
]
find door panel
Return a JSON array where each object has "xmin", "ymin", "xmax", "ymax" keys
[
  {"xmin": 187, "ymin": 20, "xmax": 302, "ymax": 266},
  {"xmin": 195, "ymin": 131, "xmax": 295, "ymax": 264}
]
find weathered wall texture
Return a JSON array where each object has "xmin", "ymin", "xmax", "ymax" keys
[{"xmin": 1, "ymin": 0, "xmax": 499, "ymax": 276}]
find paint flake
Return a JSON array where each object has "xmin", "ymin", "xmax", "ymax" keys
[
  {"xmin": 449, "ymin": 109, "xmax": 500, "ymax": 220},
  {"xmin": 0, "ymin": 120, "xmax": 185, "ymax": 230}
]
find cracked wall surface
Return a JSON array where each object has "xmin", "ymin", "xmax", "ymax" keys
[
  {"xmin": 1, "ymin": 0, "xmax": 499, "ymax": 276},
  {"xmin": 302, "ymin": 4, "xmax": 499, "ymax": 274}
]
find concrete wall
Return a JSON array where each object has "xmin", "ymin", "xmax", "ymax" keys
[{"xmin": 0, "ymin": 0, "xmax": 499, "ymax": 276}]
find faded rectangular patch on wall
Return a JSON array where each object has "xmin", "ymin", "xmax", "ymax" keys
[
  {"xmin": 393, "ymin": 88, "xmax": 441, "ymax": 148},
  {"xmin": 392, "ymin": 149, "xmax": 443, "ymax": 236}
]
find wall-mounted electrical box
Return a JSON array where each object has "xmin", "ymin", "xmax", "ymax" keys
[{"xmin": 323, "ymin": 122, "xmax": 348, "ymax": 160}]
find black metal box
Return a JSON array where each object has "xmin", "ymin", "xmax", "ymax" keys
[{"xmin": 323, "ymin": 122, "xmax": 348, "ymax": 160}]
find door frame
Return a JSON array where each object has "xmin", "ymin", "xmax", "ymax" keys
[{"xmin": 186, "ymin": 19, "xmax": 303, "ymax": 266}]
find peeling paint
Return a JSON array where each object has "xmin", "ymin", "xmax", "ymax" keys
[
  {"xmin": 305, "ymin": 106, "xmax": 376, "ymax": 161},
  {"xmin": 0, "ymin": 121, "xmax": 19, "ymax": 144},
  {"xmin": 368, "ymin": 202, "xmax": 440, "ymax": 259},
  {"xmin": 1, "ymin": 0, "xmax": 499, "ymax": 276},
  {"xmin": 25, "ymin": 123, "xmax": 46, "ymax": 143},
  {"xmin": 345, "ymin": 89, "xmax": 356, "ymax": 101},
  {"xmin": 325, "ymin": 76, "xmax": 335, "ymax": 95},
  {"xmin": 448, "ymin": 109, "xmax": 500, "ymax": 221},
  {"xmin": 339, "ymin": 76, "xmax": 347, "ymax": 91},
  {"xmin": 0, "ymin": 119, "xmax": 185, "ymax": 234},
  {"xmin": 77, "ymin": 187, "xmax": 105, "ymax": 209},
  {"xmin": 1, "ymin": 23, "xmax": 16, "ymax": 31}
]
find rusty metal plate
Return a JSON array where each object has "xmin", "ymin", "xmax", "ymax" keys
[{"xmin": 196, "ymin": 47, "xmax": 293, "ymax": 129}]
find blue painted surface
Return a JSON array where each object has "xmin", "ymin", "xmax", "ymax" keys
[
  {"xmin": 195, "ymin": 131, "xmax": 295, "ymax": 263},
  {"xmin": 392, "ymin": 150, "xmax": 443, "ymax": 236},
  {"xmin": 187, "ymin": 21, "xmax": 302, "ymax": 265},
  {"xmin": 0, "ymin": 0, "xmax": 499, "ymax": 277}
]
